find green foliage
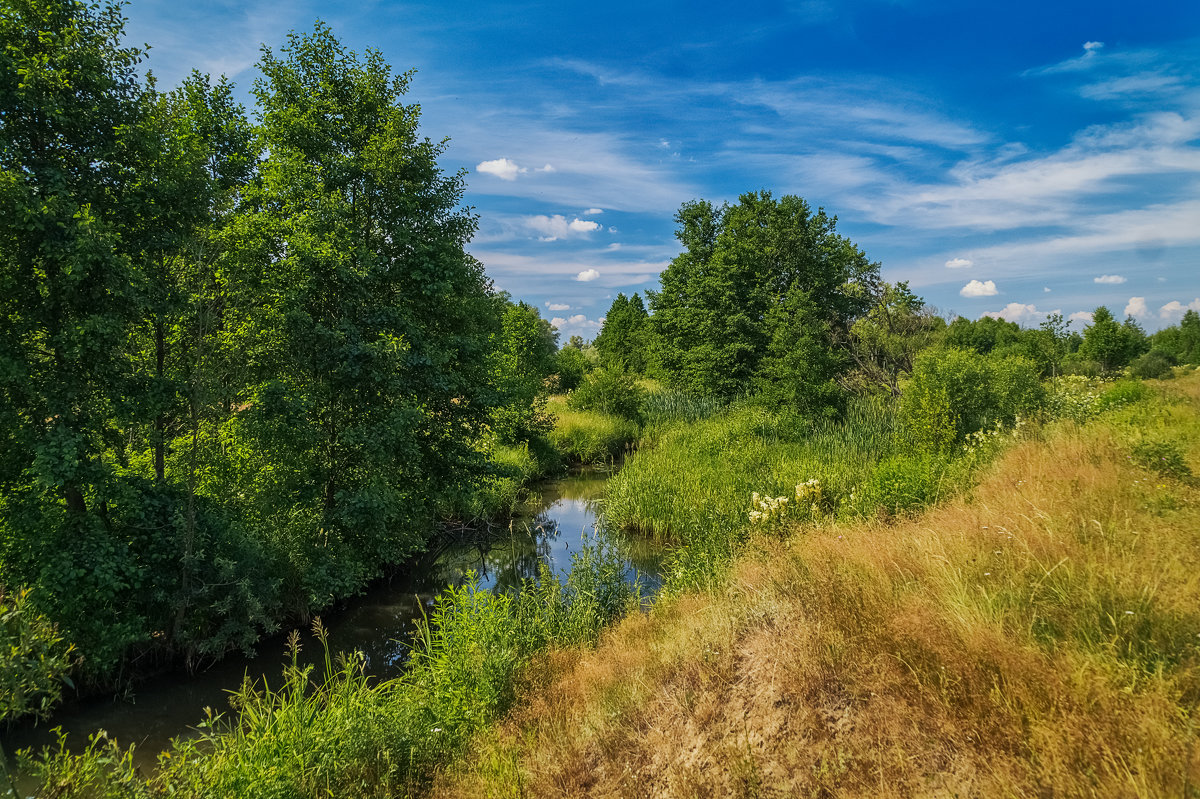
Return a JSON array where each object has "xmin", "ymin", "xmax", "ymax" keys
[
  {"xmin": 1130, "ymin": 439, "xmax": 1192, "ymax": 480},
  {"xmin": 490, "ymin": 301, "xmax": 558, "ymax": 445},
  {"xmin": 548, "ymin": 402, "xmax": 639, "ymax": 463},
  {"xmin": 639, "ymin": 388, "xmax": 726, "ymax": 428},
  {"xmin": 848, "ymin": 281, "xmax": 945, "ymax": 395},
  {"xmin": 0, "ymin": 11, "xmax": 525, "ymax": 684},
  {"xmin": 594, "ymin": 293, "xmax": 657, "ymax": 374},
  {"xmin": 0, "ymin": 588, "xmax": 76, "ymax": 723},
  {"xmin": 1096, "ymin": 379, "xmax": 1154, "ymax": 412},
  {"xmin": 1129, "ymin": 349, "xmax": 1176, "ymax": 380},
  {"xmin": 568, "ymin": 367, "xmax": 645, "ymax": 421},
  {"xmin": 553, "ymin": 345, "xmax": 589, "ymax": 392},
  {"xmin": 1079, "ymin": 307, "xmax": 1149, "ymax": 372},
  {"xmin": 898, "ymin": 348, "xmax": 1046, "ymax": 449},
  {"xmin": 858, "ymin": 454, "xmax": 948, "ymax": 519},
  {"xmin": 26, "ymin": 542, "xmax": 638, "ymax": 797},
  {"xmin": 649, "ymin": 192, "xmax": 879, "ymax": 403}
]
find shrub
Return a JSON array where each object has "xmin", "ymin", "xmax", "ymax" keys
[
  {"xmin": 1130, "ymin": 439, "xmax": 1192, "ymax": 480},
  {"xmin": 859, "ymin": 454, "xmax": 948, "ymax": 519},
  {"xmin": 568, "ymin": 368, "xmax": 645, "ymax": 421},
  {"xmin": 899, "ymin": 348, "xmax": 1046, "ymax": 448},
  {"xmin": 1129, "ymin": 350, "xmax": 1175, "ymax": 380},
  {"xmin": 1, "ymin": 588, "xmax": 76, "ymax": 722},
  {"xmin": 1096, "ymin": 379, "xmax": 1153, "ymax": 412},
  {"xmin": 554, "ymin": 347, "xmax": 589, "ymax": 392}
]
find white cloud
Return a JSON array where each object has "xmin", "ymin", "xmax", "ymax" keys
[
  {"xmin": 607, "ymin": 242, "xmax": 622, "ymax": 250},
  {"xmin": 583, "ymin": 208, "xmax": 603, "ymax": 215},
  {"xmin": 1159, "ymin": 298, "xmax": 1200, "ymax": 319},
  {"xmin": 1125, "ymin": 296, "xmax": 1149, "ymax": 317},
  {"xmin": 982, "ymin": 303, "xmax": 1061, "ymax": 324},
  {"xmin": 545, "ymin": 302, "xmax": 571, "ymax": 311},
  {"xmin": 1044, "ymin": 287, "xmax": 1052, "ymax": 292},
  {"xmin": 1069, "ymin": 311, "xmax": 1095, "ymax": 325},
  {"xmin": 1094, "ymin": 274, "xmax": 1127, "ymax": 284},
  {"xmin": 525, "ymin": 215, "xmax": 601, "ymax": 239},
  {"xmin": 535, "ymin": 164, "xmax": 556, "ymax": 173},
  {"xmin": 960, "ymin": 279, "xmax": 998, "ymax": 297},
  {"xmin": 549, "ymin": 314, "xmax": 604, "ymax": 337},
  {"xmin": 576, "ymin": 269, "xmax": 601, "ymax": 282},
  {"xmin": 1083, "ymin": 41, "xmax": 1105, "ymax": 54},
  {"xmin": 945, "ymin": 257, "xmax": 973, "ymax": 269},
  {"xmin": 476, "ymin": 158, "xmax": 526, "ymax": 181}
]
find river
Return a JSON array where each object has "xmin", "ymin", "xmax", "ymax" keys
[{"xmin": 1, "ymin": 465, "xmax": 660, "ymax": 777}]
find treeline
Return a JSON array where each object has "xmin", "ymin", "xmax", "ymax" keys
[
  {"xmin": 0, "ymin": 1, "xmax": 559, "ymax": 685},
  {"xmin": 580, "ymin": 192, "xmax": 1198, "ymax": 407}
]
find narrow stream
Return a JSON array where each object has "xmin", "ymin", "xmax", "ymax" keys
[{"xmin": 1, "ymin": 466, "xmax": 660, "ymax": 775}]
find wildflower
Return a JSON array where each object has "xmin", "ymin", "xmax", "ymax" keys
[{"xmin": 1124, "ymin": 611, "xmax": 1134, "ymax": 615}]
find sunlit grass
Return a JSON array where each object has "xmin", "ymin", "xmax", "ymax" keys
[{"xmin": 434, "ymin": 373, "xmax": 1200, "ymax": 798}]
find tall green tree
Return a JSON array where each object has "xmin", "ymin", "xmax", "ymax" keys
[
  {"xmin": 594, "ymin": 292, "xmax": 654, "ymax": 373},
  {"xmin": 225, "ymin": 22, "xmax": 495, "ymax": 598},
  {"xmin": 1079, "ymin": 307, "xmax": 1147, "ymax": 372},
  {"xmin": 650, "ymin": 192, "xmax": 879, "ymax": 404},
  {"xmin": 490, "ymin": 299, "xmax": 558, "ymax": 444}
]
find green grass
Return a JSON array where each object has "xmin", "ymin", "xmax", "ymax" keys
[
  {"xmin": 546, "ymin": 396, "xmax": 639, "ymax": 464},
  {"xmin": 22, "ymin": 539, "xmax": 639, "ymax": 798}
]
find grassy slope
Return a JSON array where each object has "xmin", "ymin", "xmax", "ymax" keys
[{"xmin": 433, "ymin": 375, "xmax": 1200, "ymax": 798}]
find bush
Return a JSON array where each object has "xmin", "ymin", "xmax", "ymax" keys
[
  {"xmin": 1130, "ymin": 350, "xmax": 1175, "ymax": 380},
  {"xmin": 568, "ymin": 368, "xmax": 645, "ymax": 421},
  {"xmin": 899, "ymin": 348, "xmax": 1046, "ymax": 449},
  {"xmin": 1, "ymin": 588, "xmax": 76, "ymax": 722},
  {"xmin": 554, "ymin": 347, "xmax": 590, "ymax": 392},
  {"xmin": 1096, "ymin": 379, "xmax": 1153, "ymax": 412},
  {"xmin": 859, "ymin": 454, "xmax": 948, "ymax": 519}
]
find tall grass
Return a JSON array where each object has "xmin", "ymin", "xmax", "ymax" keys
[
  {"xmin": 433, "ymin": 373, "xmax": 1200, "ymax": 799},
  {"xmin": 546, "ymin": 398, "xmax": 639, "ymax": 464},
  {"xmin": 22, "ymin": 539, "xmax": 639, "ymax": 798}
]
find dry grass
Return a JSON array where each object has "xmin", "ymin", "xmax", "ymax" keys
[{"xmin": 432, "ymin": 375, "xmax": 1200, "ymax": 798}]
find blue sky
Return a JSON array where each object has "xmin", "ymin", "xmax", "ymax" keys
[{"xmin": 124, "ymin": 0, "xmax": 1200, "ymax": 340}]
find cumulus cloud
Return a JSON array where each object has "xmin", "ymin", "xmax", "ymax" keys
[
  {"xmin": 1044, "ymin": 287, "xmax": 1052, "ymax": 292},
  {"xmin": 549, "ymin": 314, "xmax": 604, "ymax": 337},
  {"xmin": 1083, "ymin": 41, "xmax": 1105, "ymax": 54},
  {"xmin": 1124, "ymin": 296, "xmax": 1149, "ymax": 317},
  {"xmin": 545, "ymin": 302, "xmax": 571, "ymax": 311},
  {"xmin": 536, "ymin": 164, "xmax": 556, "ymax": 173},
  {"xmin": 1069, "ymin": 310, "xmax": 1094, "ymax": 325},
  {"xmin": 960, "ymin": 279, "xmax": 998, "ymax": 297},
  {"xmin": 1094, "ymin": 274, "xmax": 1127, "ymax": 284},
  {"xmin": 576, "ymin": 269, "xmax": 600, "ymax": 282},
  {"xmin": 476, "ymin": 158, "xmax": 525, "ymax": 180},
  {"xmin": 1159, "ymin": 298, "xmax": 1200, "ymax": 319},
  {"xmin": 525, "ymin": 215, "xmax": 602, "ymax": 239},
  {"xmin": 945, "ymin": 257, "xmax": 973, "ymax": 269},
  {"xmin": 583, "ymin": 208, "xmax": 603, "ymax": 215},
  {"xmin": 982, "ymin": 303, "xmax": 1061, "ymax": 324}
]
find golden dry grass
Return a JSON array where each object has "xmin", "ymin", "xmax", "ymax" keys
[{"xmin": 433, "ymin": 375, "xmax": 1200, "ymax": 798}]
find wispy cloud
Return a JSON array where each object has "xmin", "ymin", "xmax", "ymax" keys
[{"xmin": 1094, "ymin": 274, "xmax": 1127, "ymax": 284}]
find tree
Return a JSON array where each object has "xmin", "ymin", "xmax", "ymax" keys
[
  {"xmin": 848, "ymin": 281, "xmax": 945, "ymax": 396},
  {"xmin": 490, "ymin": 300, "xmax": 558, "ymax": 444},
  {"xmin": 1079, "ymin": 307, "xmax": 1146, "ymax": 372},
  {"xmin": 224, "ymin": 22, "xmax": 496, "ymax": 593},
  {"xmin": 650, "ymin": 192, "xmax": 879, "ymax": 404},
  {"xmin": 594, "ymin": 292, "xmax": 655, "ymax": 374}
]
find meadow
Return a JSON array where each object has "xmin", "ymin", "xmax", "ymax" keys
[{"xmin": 432, "ymin": 372, "xmax": 1200, "ymax": 798}]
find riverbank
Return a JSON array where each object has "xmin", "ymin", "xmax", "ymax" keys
[{"xmin": 432, "ymin": 373, "xmax": 1200, "ymax": 797}]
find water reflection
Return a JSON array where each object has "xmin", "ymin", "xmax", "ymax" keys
[{"xmin": 1, "ymin": 466, "xmax": 660, "ymax": 771}]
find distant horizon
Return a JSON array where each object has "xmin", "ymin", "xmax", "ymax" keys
[{"xmin": 124, "ymin": 0, "xmax": 1200, "ymax": 338}]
